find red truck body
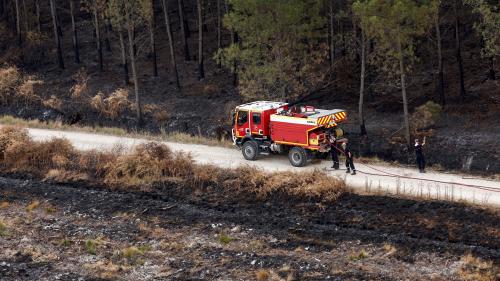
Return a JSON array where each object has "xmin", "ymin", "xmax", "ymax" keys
[{"xmin": 232, "ymin": 101, "xmax": 347, "ymax": 167}]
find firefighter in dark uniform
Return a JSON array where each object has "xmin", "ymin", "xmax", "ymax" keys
[
  {"xmin": 342, "ymin": 140, "xmax": 356, "ymax": 175},
  {"xmin": 415, "ymin": 137, "xmax": 426, "ymax": 173},
  {"xmin": 329, "ymin": 134, "xmax": 340, "ymax": 169}
]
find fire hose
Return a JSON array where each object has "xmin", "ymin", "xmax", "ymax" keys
[{"xmin": 328, "ymin": 144, "xmax": 500, "ymax": 193}]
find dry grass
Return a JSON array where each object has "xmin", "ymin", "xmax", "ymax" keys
[
  {"xmin": 459, "ymin": 254, "xmax": 499, "ymax": 281},
  {"xmin": 0, "ymin": 65, "xmax": 22, "ymax": 103},
  {"xmin": 91, "ymin": 89, "xmax": 132, "ymax": 120},
  {"xmin": 0, "ymin": 127, "xmax": 345, "ymax": 203},
  {"xmin": 42, "ymin": 95, "xmax": 63, "ymax": 111},
  {"xmin": 255, "ymin": 269, "xmax": 270, "ymax": 281},
  {"xmin": 70, "ymin": 69, "xmax": 90, "ymax": 100}
]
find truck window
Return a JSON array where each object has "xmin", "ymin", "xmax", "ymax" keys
[
  {"xmin": 237, "ymin": 111, "xmax": 248, "ymax": 126},
  {"xmin": 231, "ymin": 111, "xmax": 236, "ymax": 126},
  {"xmin": 252, "ymin": 113, "xmax": 261, "ymax": 124}
]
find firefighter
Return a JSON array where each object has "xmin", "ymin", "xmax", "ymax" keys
[
  {"xmin": 415, "ymin": 137, "xmax": 426, "ymax": 173},
  {"xmin": 329, "ymin": 134, "xmax": 340, "ymax": 169},
  {"xmin": 342, "ymin": 141, "xmax": 356, "ymax": 175}
]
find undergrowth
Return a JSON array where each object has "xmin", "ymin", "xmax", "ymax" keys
[{"xmin": 0, "ymin": 126, "xmax": 345, "ymax": 203}]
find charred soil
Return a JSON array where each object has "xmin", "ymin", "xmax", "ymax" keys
[{"xmin": 0, "ymin": 176, "xmax": 499, "ymax": 280}]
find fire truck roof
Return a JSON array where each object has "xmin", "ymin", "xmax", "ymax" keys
[
  {"xmin": 307, "ymin": 109, "xmax": 346, "ymax": 118},
  {"xmin": 236, "ymin": 101, "xmax": 288, "ymax": 111}
]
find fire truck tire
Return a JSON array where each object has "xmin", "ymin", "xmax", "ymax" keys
[
  {"xmin": 289, "ymin": 147, "xmax": 308, "ymax": 167},
  {"xmin": 242, "ymin": 141, "xmax": 259, "ymax": 161}
]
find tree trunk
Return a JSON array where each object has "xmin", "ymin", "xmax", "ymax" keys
[
  {"xmin": 0, "ymin": 0, "xmax": 4, "ymax": 20},
  {"xmin": 488, "ymin": 58, "xmax": 495, "ymax": 80},
  {"xmin": 94, "ymin": 8, "xmax": 103, "ymax": 71},
  {"xmin": 69, "ymin": 0, "xmax": 80, "ymax": 64},
  {"xmin": 118, "ymin": 27, "xmax": 129, "ymax": 85},
  {"xmin": 359, "ymin": 31, "xmax": 367, "ymax": 135},
  {"xmin": 435, "ymin": 13, "xmax": 445, "ymax": 106},
  {"xmin": 149, "ymin": 0, "xmax": 158, "ymax": 77},
  {"xmin": 329, "ymin": 0, "xmax": 334, "ymax": 69},
  {"xmin": 35, "ymin": 0, "xmax": 41, "ymax": 33},
  {"xmin": 104, "ymin": 18, "xmax": 112, "ymax": 52},
  {"xmin": 49, "ymin": 0, "xmax": 64, "ymax": 69},
  {"xmin": 162, "ymin": 0, "xmax": 180, "ymax": 88},
  {"xmin": 15, "ymin": 0, "xmax": 21, "ymax": 45},
  {"xmin": 177, "ymin": 0, "xmax": 190, "ymax": 60},
  {"xmin": 397, "ymin": 36, "xmax": 411, "ymax": 147},
  {"xmin": 453, "ymin": 1, "xmax": 466, "ymax": 100},
  {"xmin": 127, "ymin": 18, "xmax": 142, "ymax": 125},
  {"xmin": 216, "ymin": 0, "xmax": 221, "ymax": 68},
  {"xmin": 197, "ymin": 0, "xmax": 204, "ymax": 80},
  {"xmin": 21, "ymin": 0, "xmax": 28, "ymax": 33}
]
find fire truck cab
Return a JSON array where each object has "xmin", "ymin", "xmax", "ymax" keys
[{"xmin": 232, "ymin": 101, "xmax": 347, "ymax": 167}]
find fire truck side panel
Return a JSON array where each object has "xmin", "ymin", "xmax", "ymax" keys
[{"xmin": 270, "ymin": 117, "xmax": 318, "ymax": 146}]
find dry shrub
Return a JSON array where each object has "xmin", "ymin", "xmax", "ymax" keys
[
  {"xmin": 0, "ymin": 128, "xmax": 77, "ymax": 176},
  {"xmin": 0, "ymin": 65, "xmax": 22, "ymax": 103},
  {"xmin": 103, "ymin": 142, "xmax": 194, "ymax": 188},
  {"xmin": 0, "ymin": 127, "xmax": 30, "ymax": 158},
  {"xmin": 0, "ymin": 127, "xmax": 344, "ymax": 204},
  {"xmin": 192, "ymin": 165, "xmax": 345, "ymax": 202},
  {"xmin": 459, "ymin": 254, "xmax": 499, "ymax": 281},
  {"xmin": 143, "ymin": 104, "xmax": 160, "ymax": 114},
  {"xmin": 411, "ymin": 101, "xmax": 442, "ymax": 132},
  {"xmin": 90, "ymin": 92, "xmax": 105, "ymax": 113},
  {"xmin": 70, "ymin": 69, "xmax": 90, "ymax": 99},
  {"xmin": 77, "ymin": 150, "xmax": 118, "ymax": 180},
  {"xmin": 17, "ymin": 76, "xmax": 43, "ymax": 106},
  {"xmin": 42, "ymin": 95, "xmax": 63, "ymax": 111},
  {"xmin": 255, "ymin": 269, "xmax": 270, "ymax": 281},
  {"xmin": 153, "ymin": 110, "xmax": 170, "ymax": 124},
  {"xmin": 91, "ymin": 89, "xmax": 132, "ymax": 120}
]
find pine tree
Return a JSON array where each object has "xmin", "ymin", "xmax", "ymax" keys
[
  {"xmin": 465, "ymin": 0, "xmax": 499, "ymax": 80},
  {"xmin": 353, "ymin": 0, "xmax": 434, "ymax": 146},
  {"xmin": 161, "ymin": 0, "xmax": 180, "ymax": 88},
  {"xmin": 69, "ymin": 0, "xmax": 81, "ymax": 64},
  {"xmin": 197, "ymin": 0, "xmax": 205, "ymax": 80},
  {"xmin": 49, "ymin": 0, "xmax": 64, "ymax": 69},
  {"xmin": 108, "ymin": 0, "xmax": 151, "ymax": 125}
]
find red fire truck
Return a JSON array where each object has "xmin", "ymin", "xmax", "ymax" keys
[{"xmin": 232, "ymin": 101, "xmax": 347, "ymax": 167}]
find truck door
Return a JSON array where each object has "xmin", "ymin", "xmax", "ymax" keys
[
  {"xmin": 235, "ymin": 110, "xmax": 249, "ymax": 137},
  {"xmin": 251, "ymin": 112, "xmax": 262, "ymax": 135}
]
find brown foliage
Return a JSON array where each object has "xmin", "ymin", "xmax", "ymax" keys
[
  {"xmin": 70, "ymin": 69, "xmax": 91, "ymax": 99},
  {"xmin": 42, "ymin": 95, "xmax": 63, "ymax": 111},
  {"xmin": 0, "ymin": 127, "xmax": 345, "ymax": 203},
  {"xmin": 91, "ymin": 89, "xmax": 132, "ymax": 120},
  {"xmin": 0, "ymin": 66, "xmax": 22, "ymax": 103}
]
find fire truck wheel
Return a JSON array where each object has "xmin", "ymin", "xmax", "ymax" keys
[
  {"xmin": 242, "ymin": 141, "xmax": 259, "ymax": 161},
  {"xmin": 289, "ymin": 147, "xmax": 308, "ymax": 167}
]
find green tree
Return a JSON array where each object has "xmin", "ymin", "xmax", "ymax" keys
[
  {"xmin": 465, "ymin": 0, "xmax": 499, "ymax": 80},
  {"xmin": 108, "ymin": 0, "xmax": 150, "ymax": 125},
  {"xmin": 353, "ymin": 0, "xmax": 433, "ymax": 146},
  {"xmin": 217, "ymin": 0, "xmax": 327, "ymax": 101}
]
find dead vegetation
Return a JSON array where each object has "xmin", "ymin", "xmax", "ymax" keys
[
  {"xmin": 90, "ymin": 88, "xmax": 132, "ymax": 120},
  {"xmin": 459, "ymin": 254, "xmax": 499, "ymax": 281},
  {"xmin": 0, "ymin": 65, "xmax": 44, "ymax": 107},
  {"xmin": 0, "ymin": 126, "xmax": 345, "ymax": 203}
]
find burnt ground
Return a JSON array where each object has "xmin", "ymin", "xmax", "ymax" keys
[{"xmin": 0, "ymin": 176, "xmax": 499, "ymax": 280}]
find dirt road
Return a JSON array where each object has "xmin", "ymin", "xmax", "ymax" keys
[{"xmin": 26, "ymin": 128, "xmax": 500, "ymax": 206}]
